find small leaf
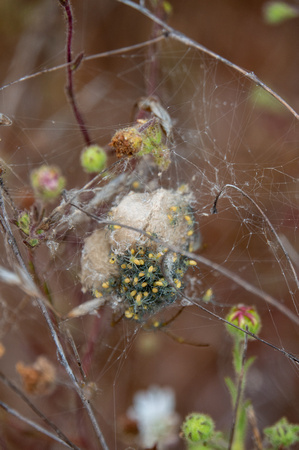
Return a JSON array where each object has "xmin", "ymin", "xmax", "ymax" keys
[{"xmin": 263, "ymin": 2, "xmax": 299, "ymax": 24}]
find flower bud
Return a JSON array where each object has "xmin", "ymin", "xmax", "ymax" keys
[
  {"xmin": 226, "ymin": 304, "xmax": 261, "ymax": 340},
  {"xmin": 30, "ymin": 165, "xmax": 65, "ymax": 201},
  {"xmin": 181, "ymin": 413, "xmax": 215, "ymax": 444},
  {"xmin": 80, "ymin": 144, "xmax": 107, "ymax": 173}
]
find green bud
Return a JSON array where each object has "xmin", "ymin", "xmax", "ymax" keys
[
  {"xmin": 181, "ymin": 413, "xmax": 215, "ymax": 444},
  {"xmin": 226, "ymin": 304, "xmax": 261, "ymax": 341},
  {"xmin": 80, "ymin": 145, "xmax": 107, "ymax": 173},
  {"xmin": 264, "ymin": 417, "xmax": 299, "ymax": 449},
  {"xmin": 30, "ymin": 165, "xmax": 65, "ymax": 201}
]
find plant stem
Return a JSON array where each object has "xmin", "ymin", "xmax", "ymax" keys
[
  {"xmin": 228, "ymin": 334, "xmax": 248, "ymax": 450},
  {"xmin": 59, "ymin": 0, "xmax": 92, "ymax": 147}
]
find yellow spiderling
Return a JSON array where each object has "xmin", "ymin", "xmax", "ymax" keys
[
  {"xmin": 188, "ymin": 260, "xmax": 197, "ymax": 266},
  {"xmin": 132, "ymin": 181, "xmax": 140, "ymax": 189},
  {"xmin": 136, "ymin": 293, "xmax": 142, "ymax": 304}
]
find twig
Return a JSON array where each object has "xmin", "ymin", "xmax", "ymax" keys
[
  {"xmin": 0, "ymin": 372, "xmax": 80, "ymax": 450},
  {"xmin": 0, "ymin": 401, "xmax": 75, "ymax": 449},
  {"xmin": 0, "ymin": 188, "xmax": 109, "ymax": 450},
  {"xmin": 145, "ymin": 0, "xmax": 168, "ymax": 97},
  {"xmin": 247, "ymin": 405, "xmax": 263, "ymax": 450},
  {"xmin": 62, "ymin": 325, "xmax": 87, "ymax": 382},
  {"xmin": 118, "ymin": 0, "xmax": 299, "ymax": 120},
  {"xmin": 212, "ymin": 184, "xmax": 299, "ymax": 300},
  {"xmin": 0, "ymin": 36, "xmax": 165, "ymax": 93},
  {"xmin": 58, "ymin": 0, "xmax": 92, "ymax": 146}
]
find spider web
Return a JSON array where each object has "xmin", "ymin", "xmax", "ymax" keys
[{"xmin": 0, "ymin": 1, "xmax": 298, "ymax": 449}]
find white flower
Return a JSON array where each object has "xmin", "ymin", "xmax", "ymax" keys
[{"xmin": 127, "ymin": 385, "xmax": 179, "ymax": 449}]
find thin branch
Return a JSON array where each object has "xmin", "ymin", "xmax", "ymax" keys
[
  {"xmin": 35, "ymin": 296, "xmax": 109, "ymax": 450},
  {"xmin": 0, "ymin": 401, "xmax": 75, "ymax": 449},
  {"xmin": 0, "ymin": 36, "xmax": 165, "ymax": 93},
  {"xmin": 118, "ymin": 0, "xmax": 299, "ymax": 120},
  {"xmin": 58, "ymin": 0, "xmax": 92, "ymax": 146},
  {"xmin": 212, "ymin": 184, "xmax": 299, "ymax": 312},
  {"xmin": 0, "ymin": 188, "xmax": 109, "ymax": 450},
  {"xmin": 62, "ymin": 325, "xmax": 87, "ymax": 382},
  {"xmin": 247, "ymin": 405, "xmax": 263, "ymax": 450},
  {"xmin": 0, "ymin": 372, "xmax": 80, "ymax": 450}
]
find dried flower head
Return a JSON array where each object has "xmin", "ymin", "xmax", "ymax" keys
[
  {"xmin": 80, "ymin": 187, "xmax": 198, "ymax": 320},
  {"xmin": 16, "ymin": 356, "xmax": 56, "ymax": 395},
  {"xmin": 109, "ymin": 118, "xmax": 171, "ymax": 170}
]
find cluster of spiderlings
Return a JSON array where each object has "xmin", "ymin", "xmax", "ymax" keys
[
  {"xmin": 96, "ymin": 244, "xmax": 197, "ymax": 321},
  {"xmin": 167, "ymin": 206, "xmax": 195, "ymax": 237}
]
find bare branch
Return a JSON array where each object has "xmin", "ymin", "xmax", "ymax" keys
[{"xmin": 118, "ymin": 0, "xmax": 299, "ymax": 120}]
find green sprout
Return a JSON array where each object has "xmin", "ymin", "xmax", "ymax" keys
[{"xmin": 16, "ymin": 211, "xmax": 45, "ymax": 248}]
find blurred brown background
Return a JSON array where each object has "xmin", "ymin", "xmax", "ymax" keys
[{"xmin": 0, "ymin": 1, "xmax": 298, "ymax": 449}]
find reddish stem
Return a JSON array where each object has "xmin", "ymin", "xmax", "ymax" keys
[{"xmin": 60, "ymin": 0, "xmax": 92, "ymax": 147}]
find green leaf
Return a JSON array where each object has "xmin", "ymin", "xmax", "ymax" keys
[
  {"xmin": 225, "ymin": 376, "xmax": 237, "ymax": 405},
  {"xmin": 263, "ymin": 2, "xmax": 299, "ymax": 25}
]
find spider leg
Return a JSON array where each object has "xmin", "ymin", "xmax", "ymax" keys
[{"xmin": 146, "ymin": 306, "xmax": 209, "ymax": 347}]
